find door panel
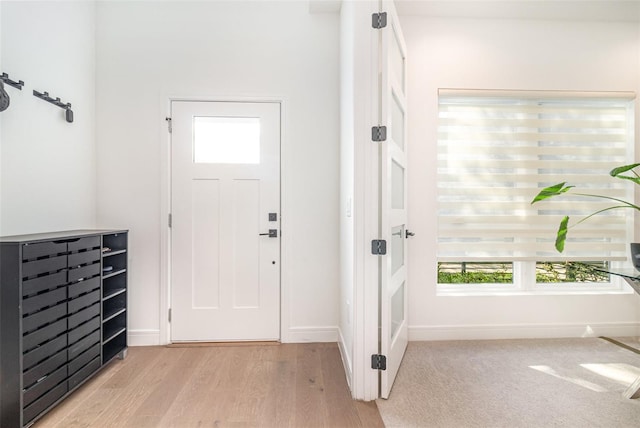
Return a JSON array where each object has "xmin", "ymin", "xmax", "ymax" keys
[
  {"xmin": 171, "ymin": 101, "xmax": 280, "ymax": 342},
  {"xmin": 191, "ymin": 179, "xmax": 221, "ymax": 309},
  {"xmin": 232, "ymin": 179, "xmax": 261, "ymax": 308},
  {"xmin": 380, "ymin": 0, "xmax": 409, "ymax": 399}
]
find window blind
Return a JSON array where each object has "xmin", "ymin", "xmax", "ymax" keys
[{"xmin": 437, "ymin": 89, "xmax": 635, "ymax": 262}]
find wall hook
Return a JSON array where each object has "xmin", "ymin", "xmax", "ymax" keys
[
  {"xmin": 0, "ymin": 73, "xmax": 24, "ymax": 90},
  {"xmin": 33, "ymin": 90, "xmax": 74, "ymax": 123}
]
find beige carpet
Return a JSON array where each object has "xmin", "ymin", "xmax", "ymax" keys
[{"xmin": 377, "ymin": 338, "xmax": 640, "ymax": 428}]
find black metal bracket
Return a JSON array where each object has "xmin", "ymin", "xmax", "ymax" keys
[
  {"xmin": 33, "ymin": 90, "xmax": 74, "ymax": 123},
  {"xmin": 371, "ymin": 239, "xmax": 387, "ymax": 255},
  {"xmin": 372, "ymin": 12, "xmax": 387, "ymax": 29},
  {"xmin": 371, "ymin": 126, "xmax": 387, "ymax": 142},
  {"xmin": 0, "ymin": 73, "xmax": 24, "ymax": 90},
  {"xmin": 371, "ymin": 354, "xmax": 387, "ymax": 370}
]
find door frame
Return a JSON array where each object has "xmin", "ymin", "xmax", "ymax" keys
[{"xmin": 159, "ymin": 95, "xmax": 289, "ymax": 345}]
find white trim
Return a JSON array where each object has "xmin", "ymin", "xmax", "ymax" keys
[
  {"xmin": 128, "ymin": 329, "xmax": 161, "ymax": 346},
  {"xmin": 408, "ymin": 322, "xmax": 640, "ymax": 341},
  {"xmin": 439, "ymin": 88, "xmax": 636, "ymax": 100},
  {"xmin": 338, "ymin": 328, "xmax": 353, "ymax": 391},
  {"xmin": 285, "ymin": 326, "xmax": 339, "ymax": 343},
  {"xmin": 159, "ymin": 96, "xmax": 171, "ymax": 346},
  {"xmin": 279, "ymin": 99, "xmax": 293, "ymax": 344},
  {"xmin": 438, "ymin": 289, "xmax": 634, "ymax": 297},
  {"xmin": 160, "ymin": 94, "xmax": 289, "ymax": 345}
]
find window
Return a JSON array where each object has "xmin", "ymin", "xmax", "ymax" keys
[
  {"xmin": 437, "ymin": 89, "xmax": 634, "ymax": 293},
  {"xmin": 193, "ymin": 116, "xmax": 260, "ymax": 164}
]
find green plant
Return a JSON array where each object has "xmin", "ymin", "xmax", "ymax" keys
[
  {"xmin": 531, "ymin": 163, "xmax": 640, "ymax": 252},
  {"xmin": 535, "ymin": 262, "xmax": 609, "ymax": 283}
]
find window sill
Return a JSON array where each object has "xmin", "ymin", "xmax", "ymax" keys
[{"xmin": 437, "ymin": 287, "xmax": 634, "ymax": 297}]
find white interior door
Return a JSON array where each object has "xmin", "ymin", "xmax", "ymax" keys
[
  {"xmin": 170, "ymin": 101, "xmax": 281, "ymax": 342},
  {"xmin": 379, "ymin": 0, "xmax": 409, "ymax": 399}
]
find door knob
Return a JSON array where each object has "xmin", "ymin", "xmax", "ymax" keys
[
  {"xmin": 406, "ymin": 230, "xmax": 415, "ymax": 239},
  {"xmin": 259, "ymin": 229, "xmax": 278, "ymax": 238}
]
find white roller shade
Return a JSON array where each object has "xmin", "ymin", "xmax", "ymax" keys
[{"xmin": 437, "ymin": 90, "xmax": 635, "ymax": 262}]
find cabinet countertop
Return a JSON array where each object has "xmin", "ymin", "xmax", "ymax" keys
[{"xmin": 0, "ymin": 229, "xmax": 128, "ymax": 244}]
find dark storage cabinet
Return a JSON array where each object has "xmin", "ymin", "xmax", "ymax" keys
[{"xmin": 0, "ymin": 230, "xmax": 128, "ymax": 427}]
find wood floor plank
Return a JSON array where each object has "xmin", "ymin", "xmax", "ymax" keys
[
  {"xmin": 354, "ymin": 400, "xmax": 386, "ymax": 427},
  {"xmin": 123, "ymin": 347, "xmax": 209, "ymax": 427},
  {"xmin": 294, "ymin": 343, "xmax": 329, "ymax": 427},
  {"xmin": 33, "ymin": 343, "xmax": 383, "ymax": 428},
  {"xmin": 257, "ymin": 343, "xmax": 298, "ymax": 427},
  {"xmin": 227, "ymin": 346, "xmax": 277, "ymax": 425},
  {"xmin": 168, "ymin": 345, "xmax": 255, "ymax": 427},
  {"xmin": 156, "ymin": 346, "xmax": 236, "ymax": 427},
  {"xmin": 319, "ymin": 343, "xmax": 363, "ymax": 427},
  {"xmin": 98, "ymin": 347, "xmax": 190, "ymax": 428}
]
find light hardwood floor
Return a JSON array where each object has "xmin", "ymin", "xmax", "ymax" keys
[{"xmin": 34, "ymin": 343, "xmax": 384, "ymax": 428}]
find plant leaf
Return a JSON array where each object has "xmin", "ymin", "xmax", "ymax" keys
[
  {"xmin": 531, "ymin": 183, "xmax": 574, "ymax": 204},
  {"xmin": 555, "ymin": 215, "xmax": 569, "ymax": 253},
  {"xmin": 610, "ymin": 163, "xmax": 640, "ymax": 185},
  {"xmin": 610, "ymin": 163, "xmax": 640, "ymax": 176}
]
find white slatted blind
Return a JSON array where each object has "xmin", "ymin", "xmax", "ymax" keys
[{"xmin": 437, "ymin": 89, "xmax": 635, "ymax": 262}]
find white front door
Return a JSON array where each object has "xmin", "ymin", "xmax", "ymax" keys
[
  {"xmin": 379, "ymin": 0, "xmax": 409, "ymax": 398},
  {"xmin": 170, "ymin": 101, "xmax": 281, "ymax": 342}
]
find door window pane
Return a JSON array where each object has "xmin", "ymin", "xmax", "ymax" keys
[
  {"xmin": 391, "ymin": 225, "xmax": 404, "ymax": 275},
  {"xmin": 392, "ymin": 160, "xmax": 404, "ymax": 209},
  {"xmin": 392, "ymin": 94, "xmax": 404, "ymax": 150},
  {"xmin": 391, "ymin": 28, "xmax": 405, "ymax": 93},
  {"xmin": 391, "ymin": 282, "xmax": 405, "ymax": 339},
  {"xmin": 194, "ymin": 117, "xmax": 260, "ymax": 164}
]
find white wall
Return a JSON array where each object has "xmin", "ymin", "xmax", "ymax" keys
[
  {"xmin": 0, "ymin": 1, "xmax": 96, "ymax": 236},
  {"xmin": 402, "ymin": 15, "xmax": 640, "ymax": 340},
  {"xmin": 95, "ymin": 1, "xmax": 340, "ymax": 345}
]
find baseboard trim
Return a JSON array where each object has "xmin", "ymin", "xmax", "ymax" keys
[
  {"xmin": 128, "ymin": 329, "xmax": 161, "ymax": 346},
  {"xmin": 130, "ymin": 327, "xmax": 338, "ymax": 346},
  {"xmin": 337, "ymin": 328, "xmax": 353, "ymax": 390},
  {"xmin": 285, "ymin": 326, "xmax": 338, "ymax": 343},
  {"xmin": 409, "ymin": 322, "xmax": 640, "ymax": 341},
  {"xmin": 129, "ymin": 323, "xmax": 639, "ymax": 346}
]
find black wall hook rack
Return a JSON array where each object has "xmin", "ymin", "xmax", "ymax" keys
[
  {"xmin": 0, "ymin": 73, "xmax": 24, "ymax": 90},
  {"xmin": 33, "ymin": 90, "xmax": 74, "ymax": 123}
]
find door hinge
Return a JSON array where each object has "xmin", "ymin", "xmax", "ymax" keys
[
  {"xmin": 371, "ymin": 239, "xmax": 387, "ymax": 255},
  {"xmin": 166, "ymin": 117, "xmax": 172, "ymax": 133},
  {"xmin": 168, "ymin": 308, "xmax": 172, "ymax": 322},
  {"xmin": 371, "ymin": 354, "xmax": 387, "ymax": 370},
  {"xmin": 168, "ymin": 213, "xmax": 172, "ymax": 228},
  {"xmin": 372, "ymin": 126, "xmax": 387, "ymax": 142},
  {"xmin": 372, "ymin": 12, "xmax": 387, "ymax": 29}
]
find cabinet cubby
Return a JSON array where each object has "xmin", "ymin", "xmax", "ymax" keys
[
  {"xmin": 102, "ymin": 271, "xmax": 126, "ymax": 296},
  {"xmin": 102, "ymin": 233, "xmax": 127, "ymax": 255},
  {"xmin": 102, "ymin": 331, "xmax": 127, "ymax": 364},
  {"xmin": 102, "ymin": 288, "xmax": 126, "ymax": 320},
  {"xmin": 0, "ymin": 229, "xmax": 128, "ymax": 427},
  {"xmin": 100, "ymin": 233, "xmax": 128, "ymax": 367},
  {"xmin": 101, "ymin": 251, "xmax": 126, "ymax": 277},
  {"xmin": 103, "ymin": 311, "xmax": 127, "ymax": 343}
]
